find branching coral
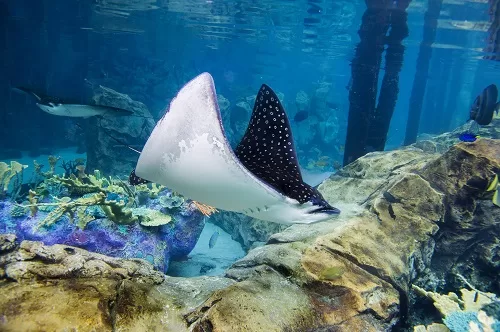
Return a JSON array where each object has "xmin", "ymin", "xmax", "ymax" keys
[
  {"xmin": 159, "ymin": 193, "xmax": 185, "ymax": 209},
  {"xmin": 19, "ymin": 192, "xmax": 137, "ymax": 230},
  {"xmin": 100, "ymin": 199, "xmax": 137, "ymax": 224},
  {"xmin": 48, "ymin": 155, "xmax": 61, "ymax": 173},
  {"xmin": 27, "ymin": 190, "xmax": 38, "ymax": 217},
  {"xmin": 0, "ymin": 161, "xmax": 28, "ymax": 197},
  {"xmin": 135, "ymin": 183, "xmax": 166, "ymax": 199},
  {"xmin": 34, "ymin": 192, "xmax": 107, "ymax": 229},
  {"xmin": 412, "ymin": 280, "xmax": 500, "ymax": 332},
  {"xmin": 46, "ymin": 170, "xmax": 129, "ymax": 198}
]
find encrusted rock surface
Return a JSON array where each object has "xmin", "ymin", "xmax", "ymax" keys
[
  {"xmin": 85, "ymin": 85, "xmax": 156, "ymax": 175},
  {"xmin": 211, "ymin": 211, "xmax": 288, "ymax": 251},
  {"xmin": 0, "ymin": 235, "xmax": 233, "ymax": 331},
  {"xmin": 1, "ymin": 139, "xmax": 499, "ymax": 331},
  {"xmin": 186, "ymin": 139, "xmax": 499, "ymax": 331}
]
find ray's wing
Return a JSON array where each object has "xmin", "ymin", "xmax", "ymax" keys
[
  {"xmin": 234, "ymin": 84, "xmax": 326, "ymax": 204},
  {"xmin": 134, "ymin": 73, "xmax": 284, "ymax": 212}
]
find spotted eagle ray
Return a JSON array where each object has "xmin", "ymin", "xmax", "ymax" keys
[
  {"xmin": 132, "ymin": 72, "xmax": 340, "ymax": 224},
  {"xmin": 13, "ymin": 86, "xmax": 133, "ymax": 118}
]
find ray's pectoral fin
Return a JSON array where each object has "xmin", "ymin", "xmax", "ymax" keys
[
  {"xmin": 234, "ymin": 83, "xmax": 340, "ymax": 215},
  {"xmin": 129, "ymin": 169, "xmax": 151, "ymax": 186}
]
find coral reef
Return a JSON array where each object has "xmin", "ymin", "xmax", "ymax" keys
[
  {"xmin": 0, "ymin": 136, "xmax": 499, "ymax": 331},
  {"xmin": 413, "ymin": 284, "xmax": 500, "ymax": 331},
  {"xmin": 0, "ymin": 158, "xmax": 206, "ymax": 272},
  {"xmin": 0, "ymin": 161, "xmax": 28, "ymax": 200}
]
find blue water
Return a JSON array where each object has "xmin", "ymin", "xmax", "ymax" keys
[
  {"xmin": 1, "ymin": 0, "xmax": 498, "ymax": 163},
  {"xmin": 0, "ymin": 2, "xmax": 499, "ymax": 330}
]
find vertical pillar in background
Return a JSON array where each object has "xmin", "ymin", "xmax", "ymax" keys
[
  {"xmin": 367, "ymin": 0, "xmax": 411, "ymax": 151},
  {"xmin": 484, "ymin": 0, "xmax": 500, "ymax": 61},
  {"xmin": 343, "ymin": 0, "xmax": 391, "ymax": 166},
  {"xmin": 0, "ymin": 2, "xmax": 8, "ymax": 150},
  {"xmin": 403, "ymin": 0, "xmax": 443, "ymax": 145}
]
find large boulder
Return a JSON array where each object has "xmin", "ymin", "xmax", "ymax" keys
[
  {"xmin": 0, "ymin": 235, "xmax": 233, "ymax": 331},
  {"xmin": 85, "ymin": 85, "xmax": 156, "ymax": 175},
  {"xmin": 186, "ymin": 139, "xmax": 500, "ymax": 331},
  {"xmin": 210, "ymin": 211, "xmax": 287, "ymax": 251}
]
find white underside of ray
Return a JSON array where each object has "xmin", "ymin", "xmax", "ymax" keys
[
  {"xmin": 135, "ymin": 72, "xmax": 331, "ymax": 225},
  {"xmin": 36, "ymin": 103, "xmax": 102, "ymax": 118}
]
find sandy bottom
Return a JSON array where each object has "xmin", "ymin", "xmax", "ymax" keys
[{"xmin": 167, "ymin": 221, "xmax": 245, "ymax": 277}]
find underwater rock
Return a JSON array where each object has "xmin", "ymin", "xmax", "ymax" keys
[
  {"xmin": 186, "ymin": 139, "xmax": 500, "ymax": 331},
  {"xmin": 295, "ymin": 90, "xmax": 310, "ymax": 112},
  {"xmin": 0, "ymin": 236, "xmax": 233, "ymax": 331},
  {"xmin": 415, "ymin": 117, "xmax": 500, "ymax": 154},
  {"xmin": 85, "ymin": 85, "xmax": 156, "ymax": 175},
  {"xmin": 0, "ymin": 237, "xmax": 164, "ymax": 283},
  {"xmin": 0, "ymin": 233, "xmax": 16, "ymax": 253},
  {"xmin": 210, "ymin": 211, "xmax": 287, "ymax": 251},
  {"xmin": 416, "ymin": 138, "xmax": 500, "ymax": 293},
  {"xmin": 1, "ymin": 139, "xmax": 499, "ymax": 331}
]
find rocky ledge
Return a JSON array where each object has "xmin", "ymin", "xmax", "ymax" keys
[{"xmin": 1, "ymin": 139, "xmax": 499, "ymax": 331}]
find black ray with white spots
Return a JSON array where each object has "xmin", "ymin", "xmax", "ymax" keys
[{"xmin": 235, "ymin": 84, "xmax": 339, "ymax": 213}]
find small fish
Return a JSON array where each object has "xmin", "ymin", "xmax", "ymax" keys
[
  {"xmin": 307, "ymin": 3, "xmax": 322, "ymax": 14},
  {"xmin": 209, "ymin": 231, "xmax": 219, "ymax": 249},
  {"xmin": 383, "ymin": 191, "xmax": 401, "ymax": 204},
  {"xmin": 388, "ymin": 204, "xmax": 396, "ymax": 220},
  {"xmin": 486, "ymin": 174, "xmax": 499, "ymax": 207},
  {"xmin": 319, "ymin": 266, "xmax": 345, "ymax": 280},
  {"xmin": 458, "ymin": 132, "xmax": 479, "ymax": 142},
  {"xmin": 469, "ymin": 84, "xmax": 499, "ymax": 126},
  {"xmin": 13, "ymin": 87, "xmax": 134, "ymax": 118},
  {"xmin": 294, "ymin": 111, "xmax": 309, "ymax": 122},
  {"xmin": 326, "ymin": 101, "xmax": 339, "ymax": 110}
]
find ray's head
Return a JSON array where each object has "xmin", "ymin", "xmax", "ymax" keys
[{"xmin": 280, "ymin": 185, "xmax": 340, "ymax": 224}]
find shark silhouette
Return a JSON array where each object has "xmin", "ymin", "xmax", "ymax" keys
[{"xmin": 132, "ymin": 73, "xmax": 340, "ymax": 225}]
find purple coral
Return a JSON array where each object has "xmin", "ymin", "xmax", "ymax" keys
[{"xmin": 0, "ymin": 194, "xmax": 205, "ymax": 273}]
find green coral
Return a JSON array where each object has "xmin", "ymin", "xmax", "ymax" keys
[
  {"xmin": 0, "ymin": 161, "xmax": 28, "ymax": 193},
  {"xmin": 47, "ymin": 175, "xmax": 102, "ymax": 196},
  {"xmin": 46, "ymin": 170, "xmax": 128, "ymax": 197},
  {"xmin": 100, "ymin": 199, "xmax": 137, "ymax": 224},
  {"xmin": 10, "ymin": 204, "xmax": 28, "ymax": 218},
  {"xmin": 76, "ymin": 206, "xmax": 97, "ymax": 230},
  {"xmin": 25, "ymin": 191, "xmax": 137, "ymax": 229},
  {"xmin": 36, "ymin": 192, "xmax": 107, "ymax": 228},
  {"xmin": 135, "ymin": 183, "xmax": 166, "ymax": 199},
  {"xmin": 132, "ymin": 207, "xmax": 172, "ymax": 226},
  {"xmin": 159, "ymin": 194, "xmax": 185, "ymax": 209}
]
